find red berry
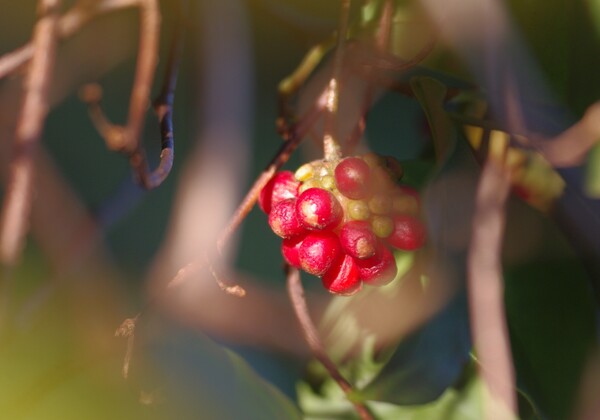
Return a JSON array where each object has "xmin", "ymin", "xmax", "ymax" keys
[
  {"xmin": 268, "ymin": 199, "xmax": 305, "ymax": 238},
  {"xmin": 334, "ymin": 157, "xmax": 372, "ymax": 199},
  {"xmin": 296, "ymin": 188, "xmax": 343, "ymax": 231},
  {"xmin": 298, "ymin": 231, "xmax": 342, "ymax": 276},
  {"xmin": 281, "ymin": 235, "xmax": 305, "ymax": 268},
  {"xmin": 386, "ymin": 214, "xmax": 426, "ymax": 250},
  {"xmin": 259, "ymin": 171, "xmax": 300, "ymax": 214},
  {"xmin": 356, "ymin": 244, "xmax": 397, "ymax": 286},
  {"xmin": 339, "ymin": 221, "xmax": 378, "ymax": 259},
  {"xmin": 322, "ymin": 254, "xmax": 362, "ymax": 295},
  {"xmin": 395, "ymin": 185, "xmax": 420, "ymax": 200}
]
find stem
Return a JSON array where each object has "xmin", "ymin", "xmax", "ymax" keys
[
  {"xmin": 286, "ymin": 267, "xmax": 373, "ymax": 420},
  {"xmin": 322, "ymin": 0, "xmax": 351, "ymax": 161},
  {"xmin": 467, "ymin": 159, "xmax": 516, "ymax": 419},
  {"xmin": 216, "ymin": 108, "xmax": 320, "ymax": 253},
  {"xmin": 115, "ymin": 105, "xmax": 322, "ymax": 372},
  {"xmin": 0, "ymin": 0, "xmax": 141, "ymax": 80},
  {"xmin": 80, "ymin": 0, "xmax": 187, "ymax": 190},
  {"xmin": 124, "ymin": 0, "xmax": 160, "ymax": 154},
  {"xmin": 146, "ymin": 0, "xmax": 188, "ymax": 188},
  {"xmin": 346, "ymin": 0, "xmax": 394, "ymax": 154},
  {"xmin": 0, "ymin": 0, "xmax": 61, "ymax": 266}
]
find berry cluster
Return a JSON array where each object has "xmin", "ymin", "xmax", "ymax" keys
[{"xmin": 259, "ymin": 153, "xmax": 426, "ymax": 295}]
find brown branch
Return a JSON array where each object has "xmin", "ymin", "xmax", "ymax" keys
[
  {"xmin": 124, "ymin": 0, "xmax": 160, "ymax": 153},
  {"xmin": 115, "ymin": 315, "xmax": 139, "ymax": 378},
  {"xmin": 286, "ymin": 266, "xmax": 373, "ymax": 420},
  {"xmin": 0, "ymin": 0, "xmax": 140, "ymax": 80},
  {"xmin": 148, "ymin": 0, "xmax": 187, "ymax": 188},
  {"xmin": 467, "ymin": 158, "xmax": 516, "ymax": 419},
  {"xmin": 531, "ymin": 101, "xmax": 600, "ymax": 168},
  {"xmin": 80, "ymin": 0, "xmax": 168, "ymax": 189},
  {"xmin": 81, "ymin": 0, "xmax": 188, "ymax": 190},
  {"xmin": 216, "ymin": 109, "xmax": 320, "ymax": 253},
  {"xmin": 322, "ymin": 0, "xmax": 351, "ymax": 161},
  {"xmin": 345, "ymin": 0, "xmax": 393, "ymax": 154},
  {"xmin": 115, "ymin": 106, "xmax": 321, "ymax": 376},
  {"xmin": 0, "ymin": 0, "xmax": 62, "ymax": 266}
]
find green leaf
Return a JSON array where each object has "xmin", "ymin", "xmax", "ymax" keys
[
  {"xmin": 505, "ymin": 258, "xmax": 597, "ymax": 419},
  {"xmin": 410, "ymin": 77, "xmax": 457, "ymax": 164},
  {"xmin": 361, "ymin": 292, "xmax": 470, "ymax": 405},
  {"xmin": 298, "ymin": 366, "xmax": 485, "ymax": 420},
  {"xmin": 0, "ymin": 254, "xmax": 300, "ymax": 420}
]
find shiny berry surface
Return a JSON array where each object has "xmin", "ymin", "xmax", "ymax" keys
[
  {"xmin": 296, "ymin": 188, "xmax": 343, "ymax": 231},
  {"xmin": 298, "ymin": 231, "xmax": 342, "ymax": 276},
  {"xmin": 340, "ymin": 221, "xmax": 378, "ymax": 260},
  {"xmin": 356, "ymin": 244, "xmax": 397, "ymax": 286},
  {"xmin": 268, "ymin": 199, "xmax": 304, "ymax": 238},
  {"xmin": 334, "ymin": 157, "xmax": 372, "ymax": 199},
  {"xmin": 259, "ymin": 171, "xmax": 299, "ymax": 214},
  {"xmin": 281, "ymin": 235, "xmax": 305, "ymax": 268},
  {"xmin": 387, "ymin": 214, "xmax": 426, "ymax": 250},
  {"xmin": 322, "ymin": 254, "xmax": 362, "ymax": 295},
  {"xmin": 261, "ymin": 153, "xmax": 426, "ymax": 295}
]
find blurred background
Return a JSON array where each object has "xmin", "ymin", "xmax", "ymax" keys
[{"xmin": 0, "ymin": 0, "xmax": 599, "ymax": 418}]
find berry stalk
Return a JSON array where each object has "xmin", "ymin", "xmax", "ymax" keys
[{"xmin": 286, "ymin": 266, "xmax": 374, "ymax": 420}]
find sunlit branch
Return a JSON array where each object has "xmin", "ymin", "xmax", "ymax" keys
[
  {"xmin": 0, "ymin": 0, "xmax": 140, "ymax": 80},
  {"xmin": 0, "ymin": 0, "xmax": 62, "ymax": 266},
  {"xmin": 467, "ymin": 158, "xmax": 516, "ymax": 419},
  {"xmin": 286, "ymin": 266, "xmax": 374, "ymax": 420}
]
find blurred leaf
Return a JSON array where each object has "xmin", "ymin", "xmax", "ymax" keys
[
  {"xmin": 0, "ymin": 253, "xmax": 300, "ymax": 420},
  {"xmin": 127, "ymin": 319, "xmax": 303, "ymax": 420},
  {"xmin": 298, "ymin": 364, "xmax": 484, "ymax": 420},
  {"xmin": 361, "ymin": 292, "xmax": 470, "ymax": 405},
  {"xmin": 585, "ymin": 142, "xmax": 600, "ymax": 197},
  {"xmin": 505, "ymin": 258, "xmax": 597, "ymax": 419},
  {"xmin": 590, "ymin": 0, "xmax": 600, "ymax": 36},
  {"xmin": 410, "ymin": 77, "xmax": 456, "ymax": 164}
]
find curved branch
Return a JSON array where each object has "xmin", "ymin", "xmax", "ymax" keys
[
  {"xmin": 286, "ymin": 266, "xmax": 373, "ymax": 420},
  {"xmin": 467, "ymin": 159, "xmax": 516, "ymax": 419},
  {"xmin": 0, "ymin": 0, "xmax": 62, "ymax": 266},
  {"xmin": 0, "ymin": 0, "xmax": 140, "ymax": 80}
]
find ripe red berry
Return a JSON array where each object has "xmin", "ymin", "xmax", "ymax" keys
[
  {"xmin": 298, "ymin": 231, "xmax": 342, "ymax": 276},
  {"xmin": 339, "ymin": 221, "xmax": 378, "ymax": 259},
  {"xmin": 356, "ymin": 244, "xmax": 398, "ymax": 286},
  {"xmin": 395, "ymin": 185, "xmax": 420, "ymax": 200},
  {"xmin": 281, "ymin": 235, "xmax": 305, "ymax": 268},
  {"xmin": 296, "ymin": 188, "xmax": 343, "ymax": 231},
  {"xmin": 268, "ymin": 199, "xmax": 305, "ymax": 238},
  {"xmin": 386, "ymin": 214, "xmax": 426, "ymax": 250},
  {"xmin": 334, "ymin": 157, "xmax": 372, "ymax": 199},
  {"xmin": 322, "ymin": 254, "xmax": 362, "ymax": 295},
  {"xmin": 259, "ymin": 171, "xmax": 300, "ymax": 214}
]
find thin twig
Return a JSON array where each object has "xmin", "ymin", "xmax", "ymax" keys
[
  {"xmin": 322, "ymin": 0, "xmax": 351, "ymax": 161},
  {"xmin": 124, "ymin": 0, "xmax": 159, "ymax": 153},
  {"xmin": 345, "ymin": 0, "xmax": 393, "ymax": 154},
  {"xmin": 115, "ymin": 315, "xmax": 139, "ymax": 378},
  {"xmin": 77, "ymin": 0, "xmax": 190, "ymax": 190},
  {"xmin": 115, "ymin": 105, "xmax": 322, "ymax": 377},
  {"xmin": 467, "ymin": 158, "xmax": 516, "ymax": 419},
  {"xmin": 147, "ymin": 0, "xmax": 188, "ymax": 187},
  {"xmin": 0, "ymin": 0, "xmax": 140, "ymax": 80},
  {"xmin": 216, "ymin": 109, "xmax": 320, "ymax": 253},
  {"xmin": 0, "ymin": 0, "xmax": 62, "ymax": 266},
  {"xmin": 80, "ymin": 0, "xmax": 169, "ymax": 189},
  {"xmin": 286, "ymin": 266, "xmax": 373, "ymax": 420}
]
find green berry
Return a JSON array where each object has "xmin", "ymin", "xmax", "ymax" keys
[
  {"xmin": 347, "ymin": 200, "xmax": 370, "ymax": 221},
  {"xmin": 371, "ymin": 215, "xmax": 394, "ymax": 238}
]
